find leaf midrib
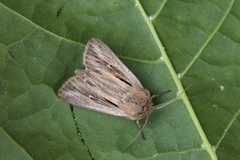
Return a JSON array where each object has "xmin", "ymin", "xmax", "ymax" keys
[{"xmin": 135, "ymin": 0, "xmax": 218, "ymax": 159}]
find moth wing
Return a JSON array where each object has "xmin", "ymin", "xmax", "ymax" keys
[
  {"xmin": 59, "ymin": 38, "xmax": 151, "ymax": 120},
  {"xmin": 58, "ymin": 71, "xmax": 128, "ymax": 117},
  {"xmin": 83, "ymin": 38, "xmax": 144, "ymax": 88}
]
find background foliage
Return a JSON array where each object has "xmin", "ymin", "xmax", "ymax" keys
[{"xmin": 0, "ymin": 0, "xmax": 239, "ymax": 159}]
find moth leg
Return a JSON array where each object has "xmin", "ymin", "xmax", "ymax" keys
[{"xmin": 136, "ymin": 119, "xmax": 145, "ymax": 140}]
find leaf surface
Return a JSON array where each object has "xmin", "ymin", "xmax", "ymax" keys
[{"xmin": 0, "ymin": 0, "xmax": 239, "ymax": 160}]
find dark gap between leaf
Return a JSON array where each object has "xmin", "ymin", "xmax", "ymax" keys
[
  {"xmin": 57, "ymin": 6, "xmax": 63, "ymax": 17},
  {"xmin": 70, "ymin": 104, "xmax": 94, "ymax": 160},
  {"xmin": 8, "ymin": 51, "xmax": 15, "ymax": 59}
]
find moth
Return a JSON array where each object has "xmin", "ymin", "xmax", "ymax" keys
[{"xmin": 58, "ymin": 38, "xmax": 189, "ymax": 152}]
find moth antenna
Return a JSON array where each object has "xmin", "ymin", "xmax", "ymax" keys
[
  {"xmin": 154, "ymin": 84, "xmax": 192, "ymax": 110},
  {"xmin": 150, "ymin": 90, "xmax": 171, "ymax": 100},
  {"xmin": 121, "ymin": 115, "xmax": 149, "ymax": 153}
]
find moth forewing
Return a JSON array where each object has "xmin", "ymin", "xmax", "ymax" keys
[
  {"xmin": 83, "ymin": 38, "xmax": 144, "ymax": 88},
  {"xmin": 58, "ymin": 72, "xmax": 128, "ymax": 117}
]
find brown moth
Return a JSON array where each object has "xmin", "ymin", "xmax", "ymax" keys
[{"xmin": 58, "ymin": 38, "xmax": 189, "ymax": 152}]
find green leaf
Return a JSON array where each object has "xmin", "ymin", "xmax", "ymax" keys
[{"xmin": 0, "ymin": 0, "xmax": 239, "ymax": 159}]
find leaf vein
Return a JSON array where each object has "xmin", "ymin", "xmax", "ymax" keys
[{"xmin": 180, "ymin": 0, "xmax": 236, "ymax": 79}]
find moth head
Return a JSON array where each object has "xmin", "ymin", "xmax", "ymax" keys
[
  {"xmin": 122, "ymin": 85, "xmax": 192, "ymax": 152},
  {"xmin": 136, "ymin": 90, "xmax": 172, "ymax": 120},
  {"xmin": 136, "ymin": 96, "xmax": 154, "ymax": 120}
]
